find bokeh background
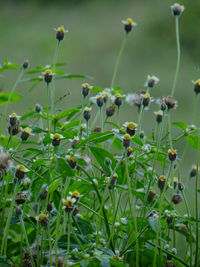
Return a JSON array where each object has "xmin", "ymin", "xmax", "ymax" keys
[{"xmin": 1, "ymin": 0, "xmax": 200, "ymax": 236}]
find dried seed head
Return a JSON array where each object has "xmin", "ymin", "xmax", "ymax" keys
[
  {"xmin": 193, "ymin": 79, "xmax": 200, "ymax": 95},
  {"xmin": 82, "ymin": 83, "xmax": 92, "ymax": 97},
  {"xmin": 93, "ymin": 127, "xmax": 101, "ymax": 132},
  {"xmin": 154, "ymin": 110, "xmax": 163, "ymax": 123},
  {"xmin": 15, "ymin": 191, "xmax": 27, "ymax": 204},
  {"xmin": 121, "ymin": 18, "xmax": 137, "ymax": 33},
  {"xmin": 22, "ymin": 59, "xmax": 29, "ymax": 69},
  {"xmin": 106, "ymin": 104, "xmax": 115, "ymax": 117},
  {"xmin": 168, "ymin": 149, "xmax": 177, "ymax": 161},
  {"xmin": 8, "ymin": 124, "xmax": 21, "ymax": 136},
  {"xmin": 124, "ymin": 122, "xmax": 137, "ymax": 136},
  {"xmin": 163, "ymin": 96, "xmax": 177, "ymax": 110},
  {"xmin": 147, "ymin": 190, "xmax": 156, "ymax": 203},
  {"xmin": 55, "ymin": 26, "xmax": 68, "ymax": 41},
  {"xmin": 36, "ymin": 213, "xmax": 48, "ymax": 227},
  {"xmin": 0, "ymin": 149, "xmax": 12, "ymax": 176},
  {"xmin": 123, "ymin": 133, "xmax": 131, "ymax": 148},
  {"xmin": 171, "ymin": 3, "xmax": 184, "ymax": 16},
  {"xmin": 83, "ymin": 107, "xmax": 92, "ymax": 121},
  {"xmin": 158, "ymin": 175, "xmax": 167, "ymax": 191},
  {"xmin": 172, "ymin": 194, "xmax": 183, "ymax": 204},
  {"xmin": 126, "ymin": 91, "xmax": 146, "ymax": 109}
]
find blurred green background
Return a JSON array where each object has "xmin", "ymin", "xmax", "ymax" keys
[{"xmin": 0, "ymin": 0, "xmax": 200, "ymax": 221}]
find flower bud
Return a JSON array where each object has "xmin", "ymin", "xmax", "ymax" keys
[
  {"xmin": 21, "ymin": 127, "xmax": 33, "ymax": 141},
  {"xmin": 62, "ymin": 197, "xmax": 75, "ymax": 213},
  {"xmin": 193, "ymin": 79, "xmax": 200, "ymax": 95},
  {"xmin": 15, "ymin": 191, "xmax": 26, "ymax": 204},
  {"xmin": 163, "ymin": 261, "xmax": 176, "ymax": 267},
  {"xmin": 114, "ymin": 94, "xmax": 122, "ymax": 107},
  {"xmin": 36, "ymin": 213, "xmax": 48, "ymax": 227},
  {"xmin": 104, "ymin": 157, "xmax": 111, "ymax": 166},
  {"xmin": 106, "ymin": 104, "xmax": 115, "ymax": 117},
  {"xmin": 43, "ymin": 69, "xmax": 54, "ymax": 84},
  {"xmin": 15, "ymin": 165, "xmax": 29, "ymax": 180},
  {"xmin": 170, "ymin": 3, "xmax": 184, "ymax": 16},
  {"xmin": 35, "ymin": 103, "xmax": 42, "ymax": 113},
  {"xmin": 83, "ymin": 107, "xmax": 91, "ymax": 121},
  {"xmin": 139, "ymin": 131, "xmax": 145, "ymax": 139},
  {"xmin": 40, "ymin": 189, "xmax": 48, "ymax": 200},
  {"xmin": 147, "ymin": 190, "xmax": 156, "ymax": 203},
  {"xmin": 47, "ymin": 202, "xmax": 53, "ymax": 212},
  {"xmin": 145, "ymin": 75, "xmax": 159, "ymax": 88},
  {"xmin": 168, "ymin": 149, "xmax": 177, "ymax": 162},
  {"xmin": 96, "ymin": 95, "xmax": 104, "ymax": 107},
  {"xmin": 142, "ymin": 93, "xmax": 150, "ymax": 107},
  {"xmin": 70, "ymin": 136, "xmax": 80, "ymax": 148},
  {"xmin": 8, "ymin": 124, "xmax": 21, "ymax": 136},
  {"xmin": 127, "ymin": 147, "xmax": 133, "ymax": 157},
  {"xmin": 173, "ymin": 177, "xmax": 178, "ymax": 189},
  {"xmin": 123, "ymin": 133, "xmax": 131, "ymax": 148},
  {"xmin": 121, "ymin": 18, "xmax": 137, "ymax": 33},
  {"xmin": 50, "ymin": 133, "xmax": 63, "ymax": 147},
  {"xmin": 22, "ymin": 59, "xmax": 29, "ymax": 69},
  {"xmin": 9, "ymin": 113, "xmax": 20, "ymax": 126},
  {"xmin": 55, "ymin": 26, "xmax": 68, "ymax": 42},
  {"xmin": 124, "ymin": 122, "xmax": 137, "ymax": 136},
  {"xmin": 154, "ymin": 110, "xmax": 163, "ymax": 123},
  {"xmin": 109, "ymin": 173, "xmax": 118, "ymax": 189},
  {"xmin": 190, "ymin": 165, "xmax": 197, "ymax": 177},
  {"xmin": 172, "ymin": 194, "xmax": 182, "ymax": 204},
  {"xmin": 82, "ymin": 83, "xmax": 92, "ymax": 97},
  {"xmin": 15, "ymin": 206, "xmax": 22, "ymax": 217},
  {"xmin": 158, "ymin": 175, "xmax": 166, "ymax": 191},
  {"xmin": 67, "ymin": 156, "xmax": 76, "ymax": 169},
  {"xmin": 178, "ymin": 181, "xmax": 184, "ymax": 191}
]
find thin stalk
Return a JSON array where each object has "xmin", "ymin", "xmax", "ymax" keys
[
  {"xmin": 20, "ymin": 216, "xmax": 36, "ymax": 267},
  {"xmin": 48, "ymin": 223, "xmax": 52, "ymax": 266},
  {"xmin": 137, "ymin": 106, "xmax": 144, "ymax": 134},
  {"xmin": 192, "ymin": 94, "xmax": 198, "ymax": 124},
  {"xmin": 125, "ymin": 150, "xmax": 139, "ymax": 267},
  {"xmin": 0, "ymin": 69, "xmax": 24, "ymax": 136},
  {"xmin": 171, "ymin": 16, "xmax": 180, "ymax": 97},
  {"xmin": 167, "ymin": 111, "xmax": 173, "ymax": 149},
  {"xmin": 110, "ymin": 33, "xmax": 127, "ymax": 90},
  {"xmin": 194, "ymin": 148, "xmax": 199, "ymax": 267},
  {"xmin": 46, "ymin": 83, "xmax": 50, "ymax": 134},
  {"xmin": 67, "ymin": 213, "xmax": 71, "ymax": 253},
  {"xmin": 1, "ymin": 183, "xmax": 18, "ymax": 256},
  {"xmin": 100, "ymin": 107, "xmax": 104, "ymax": 132}
]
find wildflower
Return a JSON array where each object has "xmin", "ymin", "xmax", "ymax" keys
[
  {"xmin": 147, "ymin": 190, "xmax": 156, "ymax": 203},
  {"xmin": 42, "ymin": 69, "xmax": 55, "ymax": 84},
  {"xmin": 96, "ymin": 95, "xmax": 104, "ymax": 107},
  {"xmin": 170, "ymin": 3, "xmax": 184, "ymax": 16},
  {"xmin": 83, "ymin": 107, "xmax": 92, "ymax": 121},
  {"xmin": 67, "ymin": 156, "xmax": 76, "ymax": 169},
  {"xmin": 120, "ymin": 217, "xmax": 127, "ymax": 225},
  {"xmin": 127, "ymin": 147, "xmax": 133, "ymax": 157},
  {"xmin": 114, "ymin": 222, "xmax": 120, "ymax": 228},
  {"xmin": 145, "ymin": 75, "xmax": 159, "ymax": 88},
  {"xmin": 121, "ymin": 18, "xmax": 137, "ymax": 33},
  {"xmin": 69, "ymin": 136, "xmax": 80, "ymax": 148},
  {"xmin": 126, "ymin": 90, "xmax": 146, "ymax": 110},
  {"xmin": 173, "ymin": 177, "xmax": 178, "ymax": 189},
  {"xmin": 142, "ymin": 93, "xmax": 151, "ymax": 107},
  {"xmin": 168, "ymin": 149, "xmax": 177, "ymax": 161},
  {"xmin": 82, "ymin": 83, "xmax": 92, "ymax": 97},
  {"xmin": 114, "ymin": 93, "xmax": 123, "ymax": 107},
  {"xmin": 0, "ymin": 149, "xmax": 12, "ymax": 176},
  {"xmin": 36, "ymin": 213, "xmax": 48, "ymax": 227},
  {"xmin": 154, "ymin": 110, "xmax": 163, "ymax": 123},
  {"xmin": 113, "ymin": 254, "xmax": 122, "ymax": 261},
  {"xmin": 106, "ymin": 104, "xmax": 115, "ymax": 117},
  {"xmin": 62, "ymin": 197, "xmax": 76, "ymax": 213},
  {"xmin": 162, "ymin": 96, "xmax": 178, "ymax": 110},
  {"xmin": 190, "ymin": 165, "xmax": 197, "ymax": 177},
  {"xmin": 192, "ymin": 79, "xmax": 200, "ymax": 94},
  {"xmin": 55, "ymin": 26, "xmax": 68, "ymax": 42},
  {"xmin": 158, "ymin": 175, "xmax": 166, "ymax": 191},
  {"xmin": 22, "ymin": 59, "xmax": 29, "ymax": 69},
  {"xmin": 9, "ymin": 113, "xmax": 20, "ymax": 126},
  {"xmin": 50, "ymin": 133, "xmax": 64, "ymax": 147},
  {"xmin": 172, "ymin": 194, "xmax": 182, "ymax": 204},
  {"xmin": 123, "ymin": 122, "xmax": 137, "ymax": 136},
  {"xmin": 8, "ymin": 124, "xmax": 21, "ymax": 136},
  {"xmin": 70, "ymin": 190, "xmax": 81, "ymax": 204},
  {"xmin": 15, "ymin": 165, "xmax": 29, "ymax": 180},
  {"xmin": 21, "ymin": 127, "xmax": 33, "ymax": 141},
  {"xmin": 35, "ymin": 103, "xmax": 42, "ymax": 113},
  {"xmin": 15, "ymin": 191, "xmax": 27, "ymax": 204},
  {"xmin": 123, "ymin": 133, "xmax": 131, "ymax": 148}
]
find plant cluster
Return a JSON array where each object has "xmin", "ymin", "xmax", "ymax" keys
[{"xmin": 0, "ymin": 3, "xmax": 199, "ymax": 267}]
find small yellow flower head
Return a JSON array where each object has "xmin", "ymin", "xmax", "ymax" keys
[
  {"xmin": 173, "ymin": 177, "xmax": 178, "ymax": 189},
  {"xmin": 67, "ymin": 156, "xmax": 76, "ymax": 169},
  {"xmin": 147, "ymin": 190, "xmax": 156, "ymax": 203},
  {"xmin": 145, "ymin": 75, "xmax": 159, "ymax": 88},
  {"xmin": 193, "ymin": 79, "xmax": 200, "ymax": 94},
  {"xmin": 142, "ymin": 93, "xmax": 151, "ymax": 107},
  {"xmin": 36, "ymin": 213, "xmax": 48, "ymax": 227},
  {"xmin": 122, "ymin": 18, "xmax": 137, "ymax": 33},
  {"xmin": 154, "ymin": 110, "xmax": 163, "ymax": 123},
  {"xmin": 113, "ymin": 254, "xmax": 122, "ymax": 261},
  {"xmin": 158, "ymin": 175, "xmax": 167, "ymax": 190},
  {"xmin": 42, "ymin": 69, "xmax": 54, "ymax": 84},
  {"xmin": 168, "ymin": 149, "xmax": 177, "ymax": 161},
  {"xmin": 71, "ymin": 190, "xmax": 80, "ymax": 198},
  {"xmin": 102, "ymin": 92, "xmax": 110, "ymax": 103},
  {"xmin": 9, "ymin": 113, "xmax": 20, "ymax": 126},
  {"xmin": 96, "ymin": 95, "xmax": 104, "ymax": 108},
  {"xmin": 123, "ymin": 133, "xmax": 131, "ymax": 148},
  {"xmin": 21, "ymin": 127, "xmax": 33, "ymax": 141},
  {"xmin": 127, "ymin": 147, "xmax": 134, "ymax": 157},
  {"xmin": 124, "ymin": 122, "xmax": 137, "ymax": 136},
  {"xmin": 62, "ymin": 197, "xmax": 75, "ymax": 213},
  {"xmin": 82, "ymin": 83, "xmax": 92, "ymax": 97},
  {"xmin": 55, "ymin": 26, "xmax": 68, "ymax": 41},
  {"xmin": 16, "ymin": 165, "xmax": 29, "ymax": 172},
  {"xmin": 171, "ymin": 3, "xmax": 184, "ymax": 16},
  {"xmin": 104, "ymin": 177, "xmax": 110, "ymax": 184},
  {"xmin": 114, "ymin": 93, "xmax": 123, "ymax": 107},
  {"xmin": 23, "ymin": 127, "xmax": 32, "ymax": 134},
  {"xmin": 50, "ymin": 133, "xmax": 63, "ymax": 147}
]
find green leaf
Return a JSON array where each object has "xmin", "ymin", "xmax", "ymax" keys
[
  {"xmin": 54, "ymin": 107, "xmax": 81, "ymax": 122},
  {"xmin": 56, "ymin": 73, "xmax": 93, "ymax": 80},
  {"xmin": 173, "ymin": 121, "xmax": 187, "ymax": 131},
  {"xmin": 0, "ymin": 92, "xmax": 22, "ymax": 105},
  {"xmin": 89, "ymin": 146, "xmax": 116, "ymax": 174},
  {"xmin": 55, "ymin": 158, "xmax": 74, "ymax": 177},
  {"xmin": 78, "ymin": 132, "xmax": 113, "ymax": 147},
  {"xmin": 186, "ymin": 135, "xmax": 200, "ymax": 149},
  {"xmin": 109, "ymin": 258, "xmax": 126, "ymax": 267},
  {"xmin": 132, "ymin": 136, "xmax": 143, "ymax": 146},
  {"xmin": 148, "ymin": 216, "xmax": 158, "ymax": 232},
  {"xmin": 48, "ymin": 178, "xmax": 62, "ymax": 193}
]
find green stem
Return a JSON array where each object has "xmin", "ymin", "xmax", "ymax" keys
[
  {"xmin": 171, "ymin": 16, "xmax": 180, "ymax": 97},
  {"xmin": 110, "ymin": 33, "xmax": 127, "ymax": 90},
  {"xmin": 0, "ymin": 69, "xmax": 24, "ymax": 136},
  {"xmin": 192, "ymin": 94, "xmax": 198, "ymax": 124},
  {"xmin": 46, "ymin": 83, "xmax": 50, "ymax": 134},
  {"xmin": 125, "ymin": 150, "xmax": 139, "ymax": 267},
  {"xmin": 20, "ymin": 216, "xmax": 36, "ymax": 267},
  {"xmin": 167, "ymin": 111, "xmax": 173, "ymax": 149},
  {"xmin": 48, "ymin": 223, "xmax": 52, "ymax": 266},
  {"xmin": 67, "ymin": 213, "xmax": 71, "ymax": 253},
  {"xmin": 194, "ymin": 148, "xmax": 199, "ymax": 267}
]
